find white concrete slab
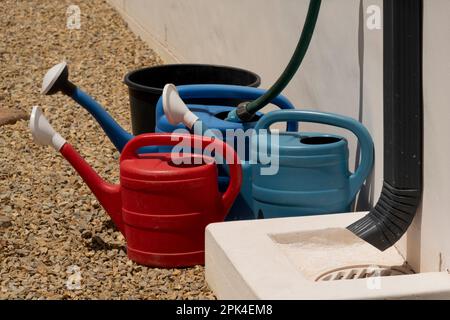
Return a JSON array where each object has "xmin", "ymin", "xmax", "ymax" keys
[{"xmin": 205, "ymin": 212, "xmax": 450, "ymax": 300}]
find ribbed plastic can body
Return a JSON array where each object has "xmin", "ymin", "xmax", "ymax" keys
[
  {"xmin": 120, "ymin": 153, "xmax": 222, "ymax": 267},
  {"xmin": 252, "ymin": 132, "xmax": 352, "ymax": 218}
]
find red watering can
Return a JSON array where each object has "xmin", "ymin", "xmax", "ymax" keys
[{"xmin": 29, "ymin": 106, "xmax": 242, "ymax": 267}]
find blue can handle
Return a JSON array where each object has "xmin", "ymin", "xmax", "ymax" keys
[
  {"xmin": 156, "ymin": 84, "xmax": 298, "ymax": 132},
  {"xmin": 254, "ymin": 110, "xmax": 374, "ymax": 202}
]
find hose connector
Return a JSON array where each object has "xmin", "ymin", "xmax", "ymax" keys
[{"xmin": 235, "ymin": 102, "xmax": 257, "ymax": 122}]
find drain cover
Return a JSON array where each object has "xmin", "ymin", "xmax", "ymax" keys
[{"xmin": 315, "ymin": 265, "xmax": 413, "ymax": 282}]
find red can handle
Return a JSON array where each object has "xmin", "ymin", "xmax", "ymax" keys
[{"xmin": 121, "ymin": 133, "xmax": 242, "ymax": 214}]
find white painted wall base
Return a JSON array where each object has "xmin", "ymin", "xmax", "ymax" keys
[{"xmin": 107, "ymin": 0, "xmax": 179, "ymax": 63}]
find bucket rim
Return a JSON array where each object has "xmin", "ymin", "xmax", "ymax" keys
[{"xmin": 123, "ymin": 63, "xmax": 261, "ymax": 94}]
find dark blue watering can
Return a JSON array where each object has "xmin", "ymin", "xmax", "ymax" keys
[
  {"xmin": 155, "ymin": 84, "xmax": 298, "ymax": 157},
  {"xmin": 161, "ymin": 85, "xmax": 374, "ymax": 219},
  {"xmin": 249, "ymin": 110, "xmax": 374, "ymax": 218}
]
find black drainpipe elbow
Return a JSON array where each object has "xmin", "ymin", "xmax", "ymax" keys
[{"xmin": 348, "ymin": 0, "xmax": 423, "ymax": 251}]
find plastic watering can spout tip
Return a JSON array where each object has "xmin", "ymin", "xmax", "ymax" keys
[
  {"xmin": 162, "ymin": 83, "xmax": 199, "ymax": 129},
  {"xmin": 41, "ymin": 61, "xmax": 68, "ymax": 95},
  {"xmin": 29, "ymin": 106, "xmax": 66, "ymax": 151}
]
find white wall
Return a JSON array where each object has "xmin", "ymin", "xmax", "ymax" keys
[
  {"xmin": 109, "ymin": 0, "xmax": 450, "ymax": 273},
  {"xmin": 418, "ymin": 0, "xmax": 450, "ymax": 273}
]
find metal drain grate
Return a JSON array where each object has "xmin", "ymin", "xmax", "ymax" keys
[{"xmin": 315, "ymin": 265, "xmax": 413, "ymax": 282}]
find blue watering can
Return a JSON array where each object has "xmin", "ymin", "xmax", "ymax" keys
[
  {"xmin": 162, "ymin": 85, "xmax": 374, "ymax": 219},
  {"xmin": 250, "ymin": 110, "xmax": 374, "ymax": 218}
]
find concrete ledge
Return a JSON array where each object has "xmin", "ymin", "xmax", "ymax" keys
[{"xmin": 206, "ymin": 212, "xmax": 450, "ymax": 299}]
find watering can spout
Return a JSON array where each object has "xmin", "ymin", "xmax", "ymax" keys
[
  {"xmin": 29, "ymin": 106, "xmax": 67, "ymax": 151},
  {"xmin": 162, "ymin": 83, "xmax": 234, "ymax": 178},
  {"xmin": 41, "ymin": 62, "xmax": 133, "ymax": 152},
  {"xmin": 41, "ymin": 61, "xmax": 75, "ymax": 96},
  {"xmin": 163, "ymin": 84, "xmax": 199, "ymax": 130},
  {"xmin": 30, "ymin": 106, "xmax": 124, "ymax": 233}
]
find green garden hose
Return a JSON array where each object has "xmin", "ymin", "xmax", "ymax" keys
[{"xmin": 227, "ymin": 0, "xmax": 322, "ymax": 122}]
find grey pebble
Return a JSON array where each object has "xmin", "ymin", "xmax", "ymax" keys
[{"xmin": 0, "ymin": 216, "xmax": 12, "ymax": 228}]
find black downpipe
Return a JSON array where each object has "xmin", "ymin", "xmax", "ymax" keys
[{"xmin": 347, "ymin": 0, "xmax": 423, "ymax": 251}]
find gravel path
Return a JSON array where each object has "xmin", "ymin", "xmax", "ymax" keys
[{"xmin": 0, "ymin": 0, "xmax": 215, "ymax": 300}]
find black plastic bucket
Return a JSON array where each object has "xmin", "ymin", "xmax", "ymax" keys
[{"xmin": 124, "ymin": 64, "xmax": 261, "ymax": 135}]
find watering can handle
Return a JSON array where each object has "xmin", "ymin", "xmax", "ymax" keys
[
  {"xmin": 254, "ymin": 110, "xmax": 374, "ymax": 201},
  {"xmin": 121, "ymin": 133, "xmax": 243, "ymax": 214},
  {"xmin": 156, "ymin": 84, "xmax": 298, "ymax": 131}
]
